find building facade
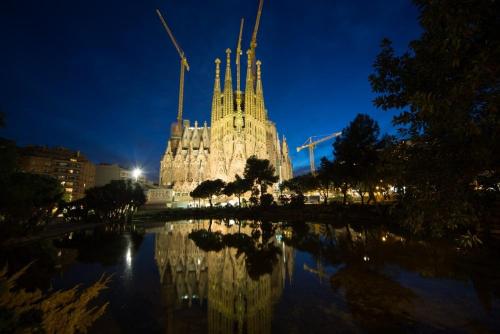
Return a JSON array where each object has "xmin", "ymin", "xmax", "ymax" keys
[
  {"xmin": 95, "ymin": 163, "xmax": 146, "ymax": 187},
  {"xmin": 18, "ymin": 146, "xmax": 95, "ymax": 201},
  {"xmin": 159, "ymin": 34, "xmax": 292, "ymax": 194}
]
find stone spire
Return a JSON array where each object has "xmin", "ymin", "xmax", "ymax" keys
[
  {"xmin": 255, "ymin": 60, "xmax": 265, "ymax": 121},
  {"xmin": 244, "ymin": 50, "xmax": 255, "ymax": 118},
  {"xmin": 223, "ymin": 49, "xmax": 233, "ymax": 118},
  {"xmin": 211, "ymin": 58, "xmax": 221, "ymax": 123},
  {"xmin": 282, "ymin": 135, "xmax": 289, "ymax": 156}
]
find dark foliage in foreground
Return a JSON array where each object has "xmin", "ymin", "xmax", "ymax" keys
[
  {"xmin": 0, "ymin": 264, "xmax": 109, "ymax": 333},
  {"xmin": 63, "ymin": 180, "xmax": 146, "ymax": 224},
  {"xmin": 0, "ymin": 137, "xmax": 64, "ymax": 239},
  {"xmin": 368, "ymin": 0, "xmax": 500, "ymax": 235}
]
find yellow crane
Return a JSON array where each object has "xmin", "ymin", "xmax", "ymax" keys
[
  {"xmin": 249, "ymin": 0, "xmax": 264, "ymax": 78},
  {"xmin": 156, "ymin": 9, "xmax": 190, "ymax": 126},
  {"xmin": 235, "ymin": 18, "xmax": 244, "ymax": 93},
  {"xmin": 297, "ymin": 132, "xmax": 342, "ymax": 174}
]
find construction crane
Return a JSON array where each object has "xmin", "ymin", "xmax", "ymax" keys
[
  {"xmin": 249, "ymin": 0, "xmax": 264, "ymax": 79},
  {"xmin": 235, "ymin": 18, "xmax": 244, "ymax": 93},
  {"xmin": 297, "ymin": 132, "xmax": 342, "ymax": 174},
  {"xmin": 156, "ymin": 9, "xmax": 190, "ymax": 126}
]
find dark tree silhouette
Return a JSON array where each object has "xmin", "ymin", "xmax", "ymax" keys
[
  {"xmin": 223, "ymin": 174, "xmax": 252, "ymax": 207},
  {"xmin": 190, "ymin": 179, "xmax": 225, "ymax": 208},
  {"xmin": 369, "ymin": 0, "xmax": 500, "ymax": 232},
  {"xmin": 333, "ymin": 114, "xmax": 380, "ymax": 204},
  {"xmin": 243, "ymin": 156, "xmax": 279, "ymax": 204},
  {"xmin": 0, "ymin": 173, "xmax": 64, "ymax": 237}
]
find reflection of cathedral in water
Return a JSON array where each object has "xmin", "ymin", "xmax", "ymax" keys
[{"xmin": 153, "ymin": 220, "xmax": 294, "ymax": 334}]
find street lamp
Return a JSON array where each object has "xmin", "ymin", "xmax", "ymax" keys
[{"xmin": 132, "ymin": 168, "xmax": 142, "ymax": 182}]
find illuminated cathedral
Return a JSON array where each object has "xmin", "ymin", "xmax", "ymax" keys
[{"xmin": 159, "ymin": 2, "xmax": 293, "ymax": 194}]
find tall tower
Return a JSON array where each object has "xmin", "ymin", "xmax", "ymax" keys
[{"xmin": 160, "ymin": 0, "xmax": 293, "ymax": 195}]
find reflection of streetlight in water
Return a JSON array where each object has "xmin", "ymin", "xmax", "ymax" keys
[
  {"xmin": 124, "ymin": 234, "xmax": 133, "ymax": 282},
  {"xmin": 126, "ymin": 247, "xmax": 132, "ymax": 267}
]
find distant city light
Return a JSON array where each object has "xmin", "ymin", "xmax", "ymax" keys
[{"xmin": 132, "ymin": 167, "xmax": 142, "ymax": 182}]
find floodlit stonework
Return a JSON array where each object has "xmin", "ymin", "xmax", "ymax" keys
[{"xmin": 160, "ymin": 48, "xmax": 293, "ymax": 193}]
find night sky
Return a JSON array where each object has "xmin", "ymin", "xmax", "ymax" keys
[{"xmin": 1, "ymin": 0, "xmax": 421, "ymax": 181}]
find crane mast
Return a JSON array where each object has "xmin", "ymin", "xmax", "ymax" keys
[
  {"xmin": 249, "ymin": 0, "xmax": 264, "ymax": 80},
  {"xmin": 236, "ymin": 18, "xmax": 244, "ymax": 93},
  {"xmin": 297, "ymin": 132, "xmax": 342, "ymax": 174},
  {"xmin": 156, "ymin": 9, "xmax": 190, "ymax": 126}
]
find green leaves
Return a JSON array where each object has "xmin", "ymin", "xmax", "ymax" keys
[{"xmin": 369, "ymin": 0, "xmax": 500, "ymax": 231}]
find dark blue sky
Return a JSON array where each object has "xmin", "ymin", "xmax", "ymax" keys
[{"xmin": 1, "ymin": 0, "xmax": 421, "ymax": 180}]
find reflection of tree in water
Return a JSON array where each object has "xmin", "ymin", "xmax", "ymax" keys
[
  {"xmin": 189, "ymin": 220, "xmax": 282, "ymax": 280},
  {"xmin": 330, "ymin": 264, "xmax": 416, "ymax": 332},
  {"xmin": 1, "ymin": 224, "xmax": 145, "ymax": 294},
  {"xmin": 0, "ymin": 240, "xmax": 66, "ymax": 291},
  {"xmin": 54, "ymin": 225, "xmax": 145, "ymax": 266},
  {"xmin": 154, "ymin": 220, "xmax": 294, "ymax": 334},
  {"xmin": 285, "ymin": 221, "xmax": 500, "ymax": 332}
]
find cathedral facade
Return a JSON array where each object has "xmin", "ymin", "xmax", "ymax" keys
[{"xmin": 159, "ymin": 41, "xmax": 293, "ymax": 194}]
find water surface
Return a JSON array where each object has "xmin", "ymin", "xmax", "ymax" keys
[{"xmin": 3, "ymin": 220, "xmax": 500, "ymax": 333}]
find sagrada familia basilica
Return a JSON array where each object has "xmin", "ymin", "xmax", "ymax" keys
[{"xmin": 159, "ymin": 1, "xmax": 293, "ymax": 196}]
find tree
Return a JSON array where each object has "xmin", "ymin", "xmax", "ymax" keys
[
  {"xmin": 281, "ymin": 174, "xmax": 317, "ymax": 195},
  {"xmin": 243, "ymin": 156, "xmax": 279, "ymax": 201},
  {"xmin": 63, "ymin": 180, "xmax": 146, "ymax": 224},
  {"xmin": 260, "ymin": 193, "xmax": 274, "ymax": 208},
  {"xmin": 369, "ymin": 0, "xmax": 500, "ymax": 232},
  {"xmin": 317, "ymin": 157, "xmax": 335, "ymax": 204},
  {"xmin": 0, "ymin": 138, "xmax": 18, "ymax": 181},
  {"xmin": 223, "ymin": 175, "xmax": 251, "ymax": 207},
  {"xmin": 331, "ymin": 159, "xmax": 351, "ymax": 205},
  {"xmin": 333, "ymin": 114, "xmax": 381, "ymax": 204},
  {"xmin": 190, "ymin": 179, "xmax": 225, "ymax": 208},
  {"xmin": 0, "ymin": 264, "xmax": 109, "ymax": 333},
  {"xmin": 0, "ymin": 173, "xmax": 64, "ymax": 237}
]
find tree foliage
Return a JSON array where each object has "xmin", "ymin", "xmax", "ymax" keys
[
  {"xmin": 243, "ymin": 155, "xmax": 279, "ymax": 197},
  {"xmin": 0, "ymin": 264, "xmax": 109, "ymax": 333},
  {"xmin": 369, "ymin": 0, "xmax": 500, "ymax": 233},
  {"xmin": 190, "ymin": 179, "xmax": 225, "ymax": 208},
  {"xmin": 0, "ymin": 138, "xmax": 17, "ymax": 180},
  {"xmin": 316, "ymin": 157, "xmax": 336, "ymax": 204},
  {"xmin": 223, "ymin": 175, "xmax": 252, "ymax": 207},
  {"xmin": 0, "ymin": 173, "xmax": 64, "ymax": 237},
  {"xmin": 63, "ymin": 180, "xmax": 146, "ymax": 224},
  {"xmin": 333, "ymin": 114, "xmax": 382, "ymax": 204}
]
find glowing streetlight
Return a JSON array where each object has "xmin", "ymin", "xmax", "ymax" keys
[{"xmin": 132, "ymin": 168, "xmax": 142, "ymax": 182}]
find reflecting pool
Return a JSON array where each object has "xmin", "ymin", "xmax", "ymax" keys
[{"xmin": 2, "ymin": 220, "xmax": 500, "ymax": 333}]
